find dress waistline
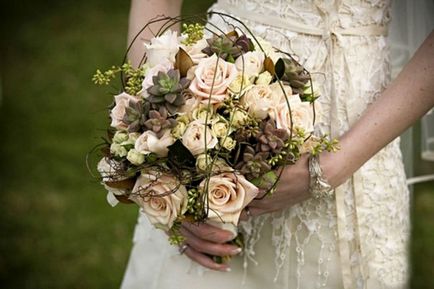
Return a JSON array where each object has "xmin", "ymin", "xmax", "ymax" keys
[{"xmin": 212, "ymin": 1, "xmax": 388, "ymax": 38}]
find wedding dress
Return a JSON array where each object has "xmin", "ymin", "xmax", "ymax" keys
[{"xmin": 121, "ymin": 1, "xmax": 412, "ymax": 288}]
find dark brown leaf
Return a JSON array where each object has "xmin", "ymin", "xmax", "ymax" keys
[
  {"xmin": 226, "ymin": 30, "xmax": 239, "ymax": 38},
  {"xmin": 115, "ymin": 194, "xmax": 135, "ymax": 204},
  {"xmin": 105, "ymin": 178, "xmax": 136, "ymax": 190},
  {"xmin": 264, "ymin": 56, "xmax": 275, "ymax": 76},
  {"xmin": 175, "ymin": 48, "xmax": 194, "ymax": 77}
]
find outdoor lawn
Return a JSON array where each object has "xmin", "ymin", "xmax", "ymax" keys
[{"xmin": 0, "ymin": 0, "xmax": 432, "ymax": 288}]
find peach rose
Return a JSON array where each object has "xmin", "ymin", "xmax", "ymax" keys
[
  {"xmin": 135, "ymin": 129, "xmax": 175, "ymax": 157},
  {"xmin": 200, "ymin": 172, "xmax": 259, "ymax": 225},
  {"xmin": 181, "ymin": 119, "xmax": 218, "ymax": 156},
  {"xmin": 131, "ymin": 172, "xmax": 187, "ymax": 229},
  {"xmin": 189, "ymin": 54, "xmax": 238, "ymax": 104},
  {"xmin": 235, "ymin": 51, "xmax": 265, "ymax": 78},
  {"xmin": 270, "ymin": 95, "xmax": 314, "ymax": 134},
  {"xmin": 240, "ymin": 84, "xmax": 281, "ymax": 120}
]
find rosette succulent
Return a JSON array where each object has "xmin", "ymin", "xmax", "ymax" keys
[
  {"xmin": 110, "ymin": 92, "xmax": 145, "ymax": 132},
  {"xmin": 144, "ymin": 107, "xmax": 177, "ymax": 137},
  {"xmin": 146, "ymin": 69, "xmax": 191, "ymax": 114},
  {"xmin": 275, "ymin": 58, "xmax": 311, "ymax": 95},
  {"xmin": 254, "ymin": 119, "xmax": 289, "ymax": 153},
  {"xmin": 235, "ymin": 145, "xmax": 271, "ymax": 179},
  {"xmin": 202, "ymin": 33, "xmax": 254, "ymax": 62}
]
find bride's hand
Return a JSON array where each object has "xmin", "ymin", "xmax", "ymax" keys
[
  {"xmin": 177, "ymin": 222, "xmax": 242, "ymax": 272},
  {"xmin": 240, "ymin": 154, "xmax": 312, "ymax": 219}
]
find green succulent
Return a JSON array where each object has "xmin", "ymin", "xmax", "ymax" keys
[
  {"xmin": 120, "ymin": 98, "xmax": 145, "ymax": 132},
  {"xmin": 275, "ymin": 58, "xmax": 311, "ymax": 95},
  {"xmin": 147, "ymin": 69, "xmax": 190, "ymax": 114},
  {"xmin": 202, "ymin": 34, "xmax": 254, "ymax": 62}
]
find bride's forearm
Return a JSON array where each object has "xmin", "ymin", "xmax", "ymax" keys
[
  {"xmin": 323, "ymin": 31, "xmax": 434, "ymax": 187},
  {"xmin": 128, "ymin": 0, "xmax": 183, "ymax": 67}
]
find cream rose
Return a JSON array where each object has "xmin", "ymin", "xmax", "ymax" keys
[
  {"xmin": 112, "ymin": 131, "xmax": 129, "ymax": 144},
  {"xmin": 189, "ymin": 54, "xmax": 238, "ymax": 104},
  {"xmin": 256, "ymin": 71, "xmax": 273, "ymax": 85},
  {"xmin": 135, "ymin": 129, "xmax": 175, "ymax": 157},
  {"xmin": 231, "ymin": 109, "xmax": 249, "ymax": 128},
  {"xmin": 110, "ymin": 143, "xmax": 127, "ymax": 157},
  {"xmin": 110, "ymin": 92, "xmax": 142, "ymax": 131},
  {"xmin": 211, "ymin": 121, "xmax": 229, "ymax": 138},
  {"xmin": 241, "ymin": 84, "xmax": 281, "ymax": 120},
  {"xmin": 181, "ymin": 119, "xmax": 218, "ymax": 156},
  {"xmin": 200, "ymin": 172, "xmax": 259, "ymax": 225},
  {"xmin": 182, "ymin": 38, "xmax": 208, "ymax": 64},
  {"xmin": 196, "ymin": 154, "xmax": 232, "ymax": 173},
  {"xmin": 254, "ymin": 37, "xmax": 279, "ymax": 62},
  {"xmin": 271, "ymin": 96, "xmax": 314, "ymax": 134},
  {"xmin": 171, "ymin": 121, "xmax": 187, "ymax": 139},
  {"xmin": 220, "ymin": 137, "xmax": 236, "ymax": 151},
  {"xmin": 127, "ymin": 149, "xmax": 145, "ymax": 165},
  {"xmin": 270, "ymin": 81, "xmax": 293, "ymax": 102},
  {"xmin": 131, "ymin": 172, "xmax": 188, "ymax": 229},
  {"xmin": 145, "ymin": 30, "xmax": 181, "ymax": 67},
  {"xmin": 228, "ymin": 73, "xmax": 252, "ymax": 95},
  {"xmin": 235, "ymin": 51, "xmax": 265, "ymax": 78}
]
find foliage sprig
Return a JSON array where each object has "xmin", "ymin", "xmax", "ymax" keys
[
  {"xmin": 92, "ymin": 62, "xmax": 147, "ymax": 96},
  {"xmin": 182, "ymin": 23, "xmax": 204, "ymax": 46}
]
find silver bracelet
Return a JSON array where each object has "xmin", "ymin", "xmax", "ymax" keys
[{"xmin": 308, "ymin": 154, "xmax": 334, "ymax": 199}]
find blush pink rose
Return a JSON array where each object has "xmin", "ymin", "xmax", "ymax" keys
[
  {"xmin": 110, "ymin": 92, "xmax": 142, "ymax": 131},
  {"xmin": 200, "ymin": 172, "xmax": 259, "ymax": 226},
  {"xmin": 235, "ymin": 51, "xmax": 265, "ymax": 78},
  {"xmin": 181, "ymin": 119, "xmax": 218, "ymax": 156},
  {"xmin": 270, "ymin": 95, "xmax": 314, "ymax": 134},
  {"xmin": 131, "ymin": 171, "xmax": 187, "ymax": 229},
  {"xmin": 135, "ymin": 129, "xmax": 175, "ymax": 157},
  {"xmin": 189, "ymin": 54, "xmax": 238, "ymax": 104}
]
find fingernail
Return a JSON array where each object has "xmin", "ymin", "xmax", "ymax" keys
[
  {"xmin": 231, "ymin": 247, "xmax": 242, "ymax": 255},
  {"xmin": 225, "ymin": 267, "xmax": 232, "ymax": 272}
]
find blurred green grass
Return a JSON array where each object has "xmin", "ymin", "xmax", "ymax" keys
[{"xmin": 0, "ymin": 0, "xmax": 432, "ymax": 288}]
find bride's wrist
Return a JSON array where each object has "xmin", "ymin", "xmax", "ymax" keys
[{"xmin": 319, "ymin": 150, "xmax": 345, "ymax": 189}]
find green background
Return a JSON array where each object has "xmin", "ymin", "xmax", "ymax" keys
[{"xmin": 0, "ymin": 0, "xmax": 432, "ymax": 288}]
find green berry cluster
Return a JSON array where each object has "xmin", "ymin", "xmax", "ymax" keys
[
  {"xmin": 92, "ymin": 62, "xmax": 147, "ymax": 96},
  {"xmin": 182, "ymin": 23, "xmax": 204, "ymax": 46}
]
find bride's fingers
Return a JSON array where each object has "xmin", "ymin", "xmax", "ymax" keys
[
  {"xmin": 180, "ymin": 227, "xmax": 241, "ymax": 257},
  {"xmin": 183, "ymin": 245, "xmax": 231, "ymax": 272},
  {"xmin": 182, "ymin": 222, "xmax": 235, "ymax": 244}
]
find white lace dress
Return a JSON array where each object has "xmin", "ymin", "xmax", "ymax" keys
[{"xmin": 121, "ymin": 1, "xmax": 410, "ymax": 288}]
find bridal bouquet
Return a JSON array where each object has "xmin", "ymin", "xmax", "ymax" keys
[{"xmin": 92, "ymin": 14, "xmax": 336, "ymax": 249}]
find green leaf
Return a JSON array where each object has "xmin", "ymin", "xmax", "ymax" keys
[{"xmin": 251, "ymin": 171, "xmax": 278, "ymax": 190}]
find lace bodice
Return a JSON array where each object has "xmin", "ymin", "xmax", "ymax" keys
[
  {"xmin": 208, "ymin": 1, "xmax": 409, "ymax": 288},
  {"xmin": 219, "ymin": 0, "xmax": 392, "ymax": 29}
]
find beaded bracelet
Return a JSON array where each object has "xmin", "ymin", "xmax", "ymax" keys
[{"xmin": 308, "ymin": 154, "xmax": 334, "ymax": 199}]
